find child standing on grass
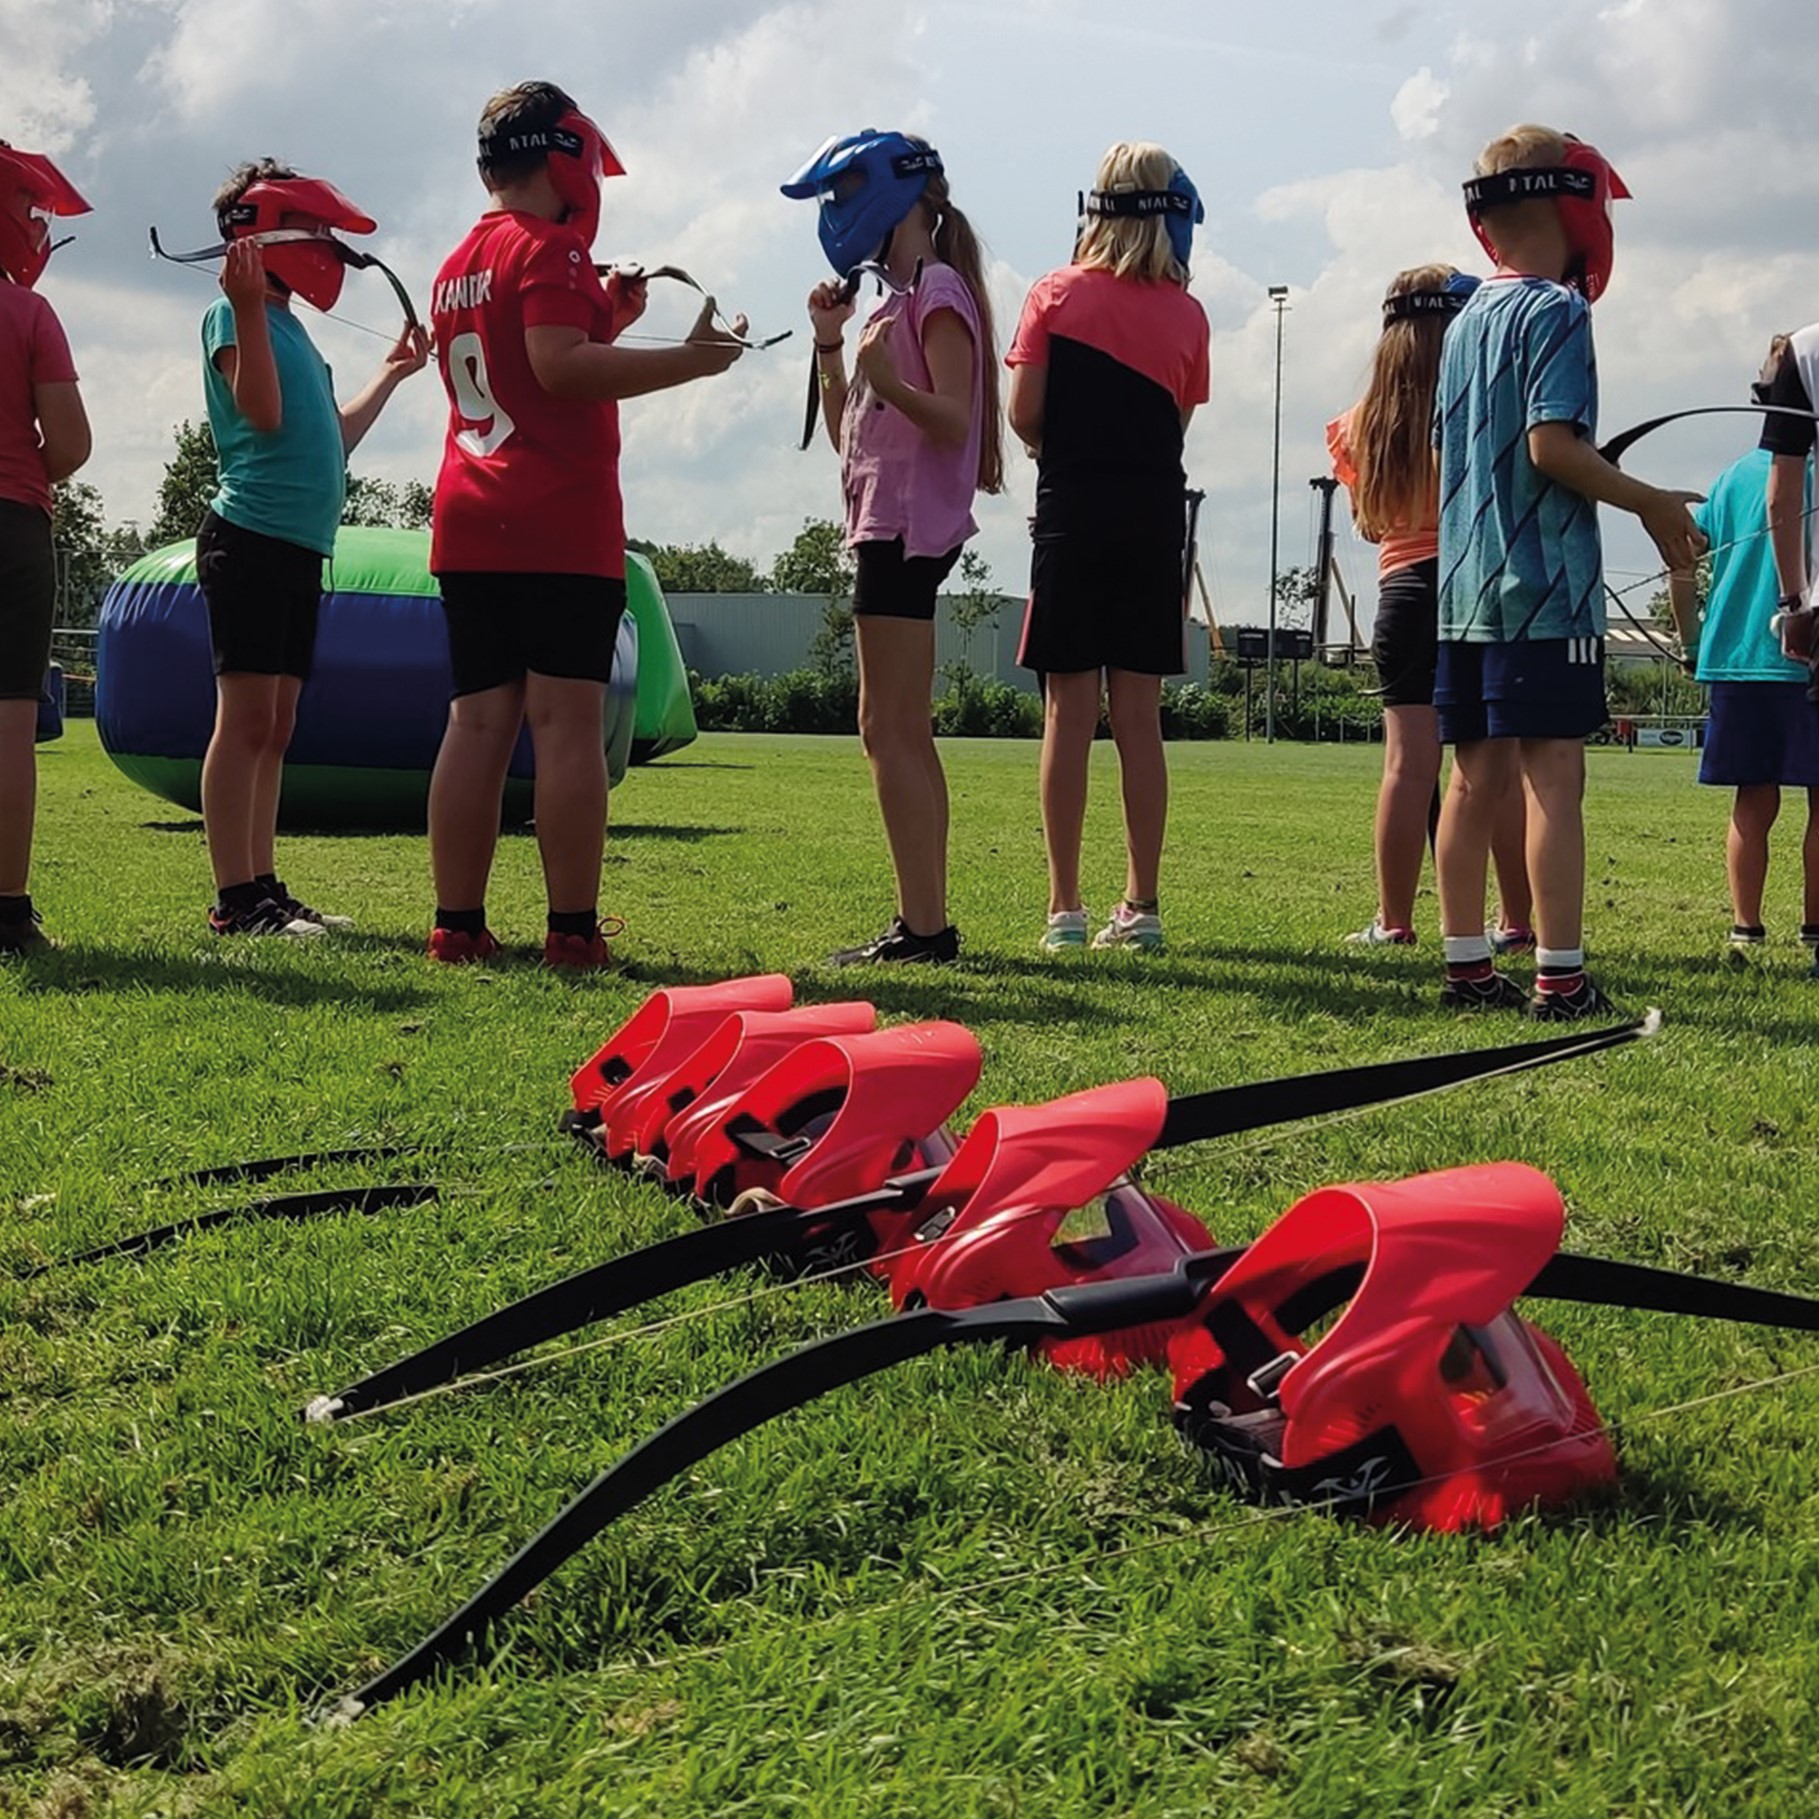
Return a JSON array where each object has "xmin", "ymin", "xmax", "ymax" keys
[
  {"xmin": 427, "ymin": 82, "xmax": 746, "ymax": 970},
  {"xmin": 1668, "ymin": 339, "xmax": 1819, "ymax": 967},
  {"xmin": 1328, "ymin": 264, "xmax": 1534, "ymax": 955},
  {"xmin": 785, "ymin": 130, "xmax": 1002, "ymax": 967},
  {"xmin": 0, "ymin": 142, "xmax": 91, "ymax": 957},
  {"xmin": 1433, "ymin": 124, "xmax": 1702, "ymax": 1019},
  {"xmin": 1007, "ymin": 142, "xmax": 1209, "ymax": 955},
  {"xmin": 197, "ymin": 160, "xmax": 427, "ymax": 940}
]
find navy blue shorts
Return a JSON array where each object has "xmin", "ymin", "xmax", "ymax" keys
[
  {"xmin": 1435, "ymin": 637, "xmax": 1608, "ymax": 743},
  {"xmin": 1700, "ymin": 681, "xmax": 1819, "ymax": 788}
]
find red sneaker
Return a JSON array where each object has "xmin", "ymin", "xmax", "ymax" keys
[
  {"xmin": 427, "ymin": 926, "xmax": 501, "ymax": 965},
  {"xmin": 541, "ymin": 916, "xmax": 624, "ymax": 972}
]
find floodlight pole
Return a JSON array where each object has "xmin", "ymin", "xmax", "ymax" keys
[{"xmin": 1265, "ymin": 285, "xmax": 1290, "ymax": 744}]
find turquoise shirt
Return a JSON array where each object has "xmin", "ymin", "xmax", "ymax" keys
[
  {"xmin": 1694, "ymin": 448, "xmax": 1811, "ymax": 683},
  {"xmin": 1435, "ymin": 276, "xmax": 1603, "ymax": 644},
  {"xmin": 202, "ymin": 296, "xmax": 344, "ymax": 556}
]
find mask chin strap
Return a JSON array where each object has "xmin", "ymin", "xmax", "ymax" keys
[
  {"xmin": 149, "ymin": 225, "xmax": 423, "ymax": 333},
  {"xmin": 799, "ymin": 257, "xmax": 924, "ymax": 452}
]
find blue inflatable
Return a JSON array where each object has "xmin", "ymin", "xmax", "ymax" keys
[{"xmin": 94, "ymin": 528, "xmax": 692, "ymax": 830}]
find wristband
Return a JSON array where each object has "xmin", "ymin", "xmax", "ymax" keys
[{"xmin": 815, "ymin": 339, "xmax": 844, "ymax": 356}]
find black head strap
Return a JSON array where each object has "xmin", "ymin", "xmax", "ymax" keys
[
  {"xmin": 1382, "ymin": 290, "xmax": 1472, "ymax": 326},
  {"xmin": 1078, "ymin": 188, "xmax": 1195, "ymax": 221},
  {"xmin": 1463, "ymin": 166, "xmax": 1596, "ymax": 215}
]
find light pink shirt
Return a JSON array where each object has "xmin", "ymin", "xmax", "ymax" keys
[
  {"xmin": 0, "ymin": 281, "xmax": 78, "ymax": 515},
  {"xmin": 840, "ymin": 261, "xmax": 982, "ymax": 558}
]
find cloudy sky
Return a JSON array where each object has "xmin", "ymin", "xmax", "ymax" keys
[{"xmin": 8, "ymin": 0, "xmax": 1816, "ymax": 624}]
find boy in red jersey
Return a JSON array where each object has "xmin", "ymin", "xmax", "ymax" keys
[{"xmin": 428, "ymin": 81, "xmax": 747, "ymax": 967}]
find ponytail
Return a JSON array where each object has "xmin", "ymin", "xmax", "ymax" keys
[{"xmin": 923, "ymin": 174, "xmax": 1005, "ymax": 496}]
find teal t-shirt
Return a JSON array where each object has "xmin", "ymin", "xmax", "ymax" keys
[
  {"xmin": 1693, "ymin": 447, "xmax": 1811, "ymax": 683},
  {"xmin": 1435, "ymin": 276, "xmax": 1603, "ymax": 644},
  {"xmin": 202, "ymin": 296, "xmax": 344, "ymax": 557}
]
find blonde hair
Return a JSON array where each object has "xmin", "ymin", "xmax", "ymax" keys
[
  {"xmin": 1474, "ymin": 124, "xmax": 1571, "ymax": 189},
  {"xmin": 913, "ymin": 149, "xmax": 1005, "ymax": 496},
  {"xmin": 1348, "ymin": 264, "xmax": 1460, "ymax": 541},
  {"xmin": 1075, "ymin": 142, "xmax": 1190, "ymax": 285}
]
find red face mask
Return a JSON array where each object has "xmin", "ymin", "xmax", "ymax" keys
[
  {"xmin": 477, "ymin": 107, "xmax": 624, "ymax": 249},
  {"xmin": 218, "ymin": 175, "xmax": 379, "ymax": 313},
  {"xmin": 0, "ymin": 144, "xmax": 91, "ymax": 289},
  {"xmin": 1463, "ymin": 135, "xmax": 1630, "ymax": 303}
]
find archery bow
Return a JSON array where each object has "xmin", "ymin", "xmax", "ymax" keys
[
  {"xmin": 595, "ymin": 263, "xmax": 792, "ymax": 350},
  {"xmin": 149, "ymin": 225, "xmax": 423, "ymax": 333},
  {"xmin": 331, "ymin": 1220, "xmax": 1819, "ymax": 1720},
  {"xmin": 305, "ymin": 1012, "xmax": 1657, "ymax": 1423},
  {"xmin": 801, "ymin": 258, "xmax": 924, "ymax": 451}
]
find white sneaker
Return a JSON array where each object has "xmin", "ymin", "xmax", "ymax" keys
[
  {"xmin": 1344, "ymin": 920, "xmax": 1416, "ymax": 947},
  {"xmin": 1041, "ymin": 908, "xmax": 1089, "ymax": 951},
  {"xmin": 1093, "ymin": 903, "xmax": 1163, "ymax": 951}
]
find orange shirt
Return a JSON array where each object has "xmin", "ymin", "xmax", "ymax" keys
[{"xmin": 1326, "ymin": 408, "xmax": 1438, "ymax": 576}]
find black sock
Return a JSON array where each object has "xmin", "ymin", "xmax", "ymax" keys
[
  {"xmin": 548, "ymin": 909, "xmax": 598, "ymax": 939},
  {"xmin": 219, "ymin": 879, "xmax": 266, "ymax": 914},
  {"xmin": 436, "ymin": 906, "xmax": 488, "ymax": 936},
  {"xmin": 1732, "ymin": 924, "xmax": 1766, "ymax": 939},
  {"xmin": 256, "ymin": 871, "xmax": 284, "ymax": 897},
  {"xmin": 0, "ymin": 893, "xmax": 32, "ymax": 925},
  {"xmin": 1802, "ymin": 924, "xmax": 1819, "ymax": 947}
]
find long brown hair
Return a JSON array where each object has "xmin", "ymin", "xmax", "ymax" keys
[
  {"xmin": 1349, "ymin": 263, "xmax": 1458, "ymax": 540},
  {"xmin": 917, "ymin": 158, "xmax": 1005, "ymax": 496}
]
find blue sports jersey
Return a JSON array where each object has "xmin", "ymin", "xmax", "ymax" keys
[
  {"xmin": 202, "ymin": 296, "xmax": 344, "ymax": 558},
  {"xmin": 1693, "ymin": 448, "xmax": 1810, "ymax": 683},
  {"xmin": 1435, "ymin": 276, "xmax": 1603, "ymax": 644}
]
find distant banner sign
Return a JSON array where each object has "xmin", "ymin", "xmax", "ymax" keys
[{"xmin": 1232, "ymin": 627, "xmax": 1315, "ymax": 663}]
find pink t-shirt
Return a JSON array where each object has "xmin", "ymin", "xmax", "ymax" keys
[
  {"xmin": 840, "ymin": 262, "xmax": 983, "ymax": 558},
  {"xmin": 1006, "ymin": 265, "xmax": 1209, "ymax": 411},
  {"xmin": 0, "ymin": 282, "xmax": 78, "ymax": 515}
]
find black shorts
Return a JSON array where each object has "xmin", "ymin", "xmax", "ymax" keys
[
  {"xmin": 436, "ymin": 571, "xmax": 628, "ymax": 697},
  {"xmin": 1435, "ymin": 636, "xmax": 1608, "ymax": 743},
  {"xmin": 0, "ymin": 498, "xmax": 55, "ymax": 701},
  {"xmin": 196, "ymin": 511, "xmax": 324, "ymax": 679},
  {"xmin": 1371, "ymin": 559, "xmax": 1438, "ymax": 709},
  {"xmin": 1020, "ymin": 517, "xmax": 1187, "ymax": 677},
  {"xmin": 851, "ymin": 539, "xmax": 961, "ymax": 621}
]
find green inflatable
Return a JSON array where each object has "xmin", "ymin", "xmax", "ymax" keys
[{"xmin": 96, "ymin": 531, "xmax": 696, "ymax": 830}]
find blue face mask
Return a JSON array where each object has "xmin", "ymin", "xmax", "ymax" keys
[
  {"xmin": 781, "ymin": 129, "xmax": 943, "ymax": 278},
  {"xmin": 1078, "ymin": 163, "xmax": 1204, "ymax": 269}
]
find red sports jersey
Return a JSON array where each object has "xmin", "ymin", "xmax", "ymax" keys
[{"xmin": 430, "ymin": 211, "xmax": 626, "ymax": 577}]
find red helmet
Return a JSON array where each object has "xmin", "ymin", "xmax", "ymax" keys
[
  {"xmin": 217, "ymin": 174, "xmax": 378, "ymax": 313},
  {"xmin": 477, "ymin": 102, "xmax": 623, "ymax": 250},
  {"xmin": 1463, "ymin": 135, "xmax": 1630, "ymax": 303},
  {"xmin": 0, "ymin": 142, "xmax": 91, "ymax": 289}
]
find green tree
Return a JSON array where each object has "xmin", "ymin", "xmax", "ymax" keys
[
  {"xmin": 342, "ymin": 473, "xmax": 432, "ymax": 529},
  {"xmin": 641, "ymin": 540, "xmax": 770, "ymax": 594},
  {"xmin": 146, "ymin": 419, "xmax": 220, "ymax": 547},
  {"xmin": 50, "ymin": 481, "xmax": 111, "ymax": 627},
  {"xmin": 939, "ymin": 548, "xmax": 1003, "ymax": 702},
  {"xmin": 773, "ymin": 519, "xmax": 858, "ymax": 678}
]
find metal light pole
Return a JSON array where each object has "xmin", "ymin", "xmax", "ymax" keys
[{"xmin": 1265, "ymin": 285, "xmax": 1290, "ymax": 743}]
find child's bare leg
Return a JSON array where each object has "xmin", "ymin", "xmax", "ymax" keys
[
  {"xmin": 1727, "ymin": 784, "xmax": 1780, "ymax": 930},
  {"xmin": 1802, "ymin": 789, "xmax": 1819, "ymax": 931},
  {"xmin": 1106, "ymin": 668, "xmax": 1166, "ymax": 906},
  {"xmin": 1491, "ymin": 771, "xmax": 1533, "ymax": 932},
  {"xmin": 202, "ymin": 673, "xmax": 282, "ymax": 890},
  {"xmin": 1375, "ymin": 704, "xmax": 1441, "ymax": 930},
  {"xmin": 525, "ymin": 674, "xmax": 608, "ymax": 916},
  {"xmin": 1519, "ymin": 737, "xmax": 1587, "ymax": 954},
  {"xmin": 855, "ymin": 615, "xmax": 946, "ymax": 933},
  {"xmin": 428, "ymin": 680, "xmax": 526, "ymax": 913},
  {"xmin": 1040, "ymin": 671, "xmax": 1099, "ymax": 914},
  {"xmin": 248, "ymin": 675, "xmax": 302, "ymax": 881},
  {"xmin": 0, "ymin": 700, "xmax": 36, "ymax": 897},
  {"xmin": 1437, "ymin": 738, "xmax": 1517, "ymax": 944}
]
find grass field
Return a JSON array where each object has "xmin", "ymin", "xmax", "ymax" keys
[{"xmin": 6, "ymin": 723, "xmax": 1819, "ymax": 1817}]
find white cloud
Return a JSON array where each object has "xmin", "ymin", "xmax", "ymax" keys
[{"xmin": 1390, "ymin": 66, "xmax": 1448, "ymax": 141}]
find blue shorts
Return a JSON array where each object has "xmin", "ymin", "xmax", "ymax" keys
[
  {"xmin": 1435, "ymin": 637, "xmax": 1608, "ymax": 744},
  {"xmin": 1700, "ymin": 681, "xmax": 1819, "ymax": 788}
]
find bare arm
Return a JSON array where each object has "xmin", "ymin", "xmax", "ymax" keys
[
  {"xmin": 856, "ymin": 308, "xmax": 974, "ymax": 448},
  {"xmin": 526, "ymin": 297, "xmax": 743, "ymax": 403},
  {"xmin": 33, "ymin": 380, "xmax": 90, "ymax": 483},
  {"xmin": 806, "ymin": 280, "xmax": 855, "ymax": 453},
  {"xmin": 217, "ymin": 242, "xmax": 282, "ymax": 434},
  {"xmin": 1007, "ymin": 361, "xmax": 1045, "ymax": 457},
  {"xmin": 1528, "ymin": 421, "xmax": 1705, "ymax": 573},
  {"xmin": 1665, "ymin": 570, "xmax": 1701, "ymax": 652},
  {"xmin": 339, "ymin": 325, "xmax": 430, "ymax": 454},
  {"xmin": 1767, "ymin": 453, "xmax": 1808, "ymax": 601}
]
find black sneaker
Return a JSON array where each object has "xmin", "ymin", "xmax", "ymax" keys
[
  {"xmin": 828, "ymin": 917, "xmax": 960, "ymax": 966},
  {"xmin": 1439, "ymin": 968, "xmax": 1530, "ymax": 1012},
  {"xmin": 1527, "ymin": 973, "xmax": 1621, "ymax": 1022},
  {"xmin": 208, "ymin": 897, "xmax": 326, "ymax": 940},
  {"xmin": 0, "ymin": 909, "xmax": 52, "ymax": 956},
  {"xmin": 273, "ymin": 886, "xmax": 354, "ymax": 931}
]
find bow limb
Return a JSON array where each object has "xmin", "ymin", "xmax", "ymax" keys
[
  {"xmin": 1598, "ymin": 402, "xmax": 1819, "ymax": 469},
  {"xmin": 331, "ymin": 1256, "xmax": 1238, "ymax": 1721},
  {"xmin": 341, "ymin": 249, "xmax": 423, "ymax": 332}
]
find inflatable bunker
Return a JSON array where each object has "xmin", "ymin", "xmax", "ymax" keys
[{"xmin": 95, "ymin": 529, "xmax": 695, "ymax": 829}]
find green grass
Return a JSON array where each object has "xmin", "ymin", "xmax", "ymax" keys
[{"xmin": 5, "ymin": 724, "xmax": 1819, "ymax": 1817}]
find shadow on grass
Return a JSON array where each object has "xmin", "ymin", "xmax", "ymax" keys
[{"xmin": 7, "ymin": 944, "xmax": 432, "ymax": 1012}]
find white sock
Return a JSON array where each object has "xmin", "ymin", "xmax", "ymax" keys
[
  {"xmin": 1536, "ymin": 947, "xmax": 1584, "ymax": 973},
  {"xmin": 1443, "ymin": 935, "xmax": 1491, "ymax": 965}
]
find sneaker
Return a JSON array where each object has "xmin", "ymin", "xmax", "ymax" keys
[
  {"xmin": 209, "ymin": 897, "xmax": 326, "ymax": 939},
  {"xmin": 1041, "ymin": 908, "xmax": 1090, "ymax": 951},
  {"xmin": 1490, "ymin": 926, "xmax": 1537, "ymax": 958},
  {"xmin": 272, "ymin": 882, "xmax": 354, "ymax": 931},
  {"xmin": 427, "ymin": 926, "xmax": 502, "ymax": 965},
  {"xmin": 1439, "ymin": 968, "xmax": 1530, "ymax": 1012},
  {"xmin": 829, "ymin": 917, "xmax": 960, "ymax": 966},
  {"xmin": 1726, "ymin": 925, "xmax": 1767, "ymax": 964},
  {"xmin": 0, "ymin": 909, "xmax": 51, "ymax": 955},
  {"xmin": 1345, "ymin": 920, "xmax": 1416, "ymax": 947},
  {"xmin": 1527, "ymin": 973, "xmax": 1621, "ymax": 1022},
  {"xmin": 1093, "ymin": 903, "xmax": 1164, "ymax": 952},
  {"xmin": 543, "ymin": 929, "xmax": 616, "ymax": 971}
]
